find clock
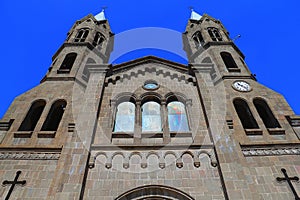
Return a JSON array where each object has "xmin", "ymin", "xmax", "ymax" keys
[{"xmin": 232, "ymin": 81, "xmax": 252, "ymax": 92}]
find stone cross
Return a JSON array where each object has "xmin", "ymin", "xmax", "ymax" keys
[
  {"xmin": 2, "ymin": 171, "xmax": 26, "ymax": 200},
  {"xmin": 276, "ymin": 168, "xmax": 300, "ymax": 200}
]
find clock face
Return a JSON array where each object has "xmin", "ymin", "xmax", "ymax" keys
[{"xmin": 232, "ymin": 81, "xmax": 251, "ymax": 92}]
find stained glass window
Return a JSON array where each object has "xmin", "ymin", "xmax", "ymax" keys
[
  {"xmin": 114, "ymin": 102, "xmax": 135, "ymax": 132},
  {"xmin": 167, "ymin": 102, "xmax": 189, "ymax": 132},
  {"xmin": 142, "ymin": 102, "xmax": 162, "ymax": 132}
]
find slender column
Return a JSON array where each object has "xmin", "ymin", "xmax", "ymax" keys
[
  {"xmin": 109, "ymin": 100, "xmax": 117, "ymax": 131},
  {"xmin": 185, "ymin": 99, "xmax": 193, "ymax": 130},
  {"xmin": 134, "ymin": 100, "xmax": 142, "ymax": 143},
  {"xmin": 162, "ymin": 100, "xmax": 170, "ymax": 143}
]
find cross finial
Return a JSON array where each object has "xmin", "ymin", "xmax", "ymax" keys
[
  {"xmin": 101, "ymin": 6, "xmax": 107, "ymax": 12},
  {"xmin": 189, "ymin": 6, "xmax": 194, "ymax": 11}
]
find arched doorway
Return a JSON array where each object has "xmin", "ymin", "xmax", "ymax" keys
[{"xmin": 115, "ymin": 185, "xmax": 194, "ymax": 200}]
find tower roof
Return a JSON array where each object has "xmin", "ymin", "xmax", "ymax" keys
[
  {"xmin": 190, "ymin": 9, "xmax": 202, "ymax": 20},
  {"xmin": 95, "ymin": 9, "xmax": 106, "ymax": 21}
]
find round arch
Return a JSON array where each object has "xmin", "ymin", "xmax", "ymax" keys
[{"xmin": 115, "ymin": 185, "xmax": 195, "ymax": 200}]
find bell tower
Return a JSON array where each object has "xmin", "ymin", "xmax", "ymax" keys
[
  {"xmin": 42, "ymin": 10, "xmax": 114, "ymax": 82},
  {"xmin": 183, "ymin": 10, "xmax": 253, "ymax": 78}
]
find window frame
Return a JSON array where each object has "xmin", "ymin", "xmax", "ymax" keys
[{"xmin": 74, "ymin": 28, "xmax": 89, "ymax": 42}]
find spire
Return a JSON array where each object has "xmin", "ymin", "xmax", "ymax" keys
[
  {"xmin": 190, "ymin": 9, "xmax": 202, "ymax": 20},
  {"xmin": 95, "ymin": 9, "xmax": 106, "ymax": 21}
]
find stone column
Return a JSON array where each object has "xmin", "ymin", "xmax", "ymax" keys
[
  {"xmin": 134, "ymin": 100, "xmax": 142, "ymax": 143},
  {"xmin": 161, "ymin": 100, "xmax": 170, "ymax": 143}
]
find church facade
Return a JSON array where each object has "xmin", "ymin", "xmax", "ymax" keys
[{"xmin": 0, "ymin": 10, "xmax": 300, "ymax": 200}]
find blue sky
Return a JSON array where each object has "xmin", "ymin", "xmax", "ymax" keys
[{"xmin": 0, "ymin": 0, "xmax": 299, "ymax": 118}]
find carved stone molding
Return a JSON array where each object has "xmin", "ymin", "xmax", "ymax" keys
[
  {"xmin": 88, "ymin": 149, "xmax": 217, "ymax": 169},
  {"xmin": 0, "ymin": 151, "xmax": 60, "ymax": 160},
  {"xmin": 242, "ymin": 147, "xmax": 300, "ymax": 157}
]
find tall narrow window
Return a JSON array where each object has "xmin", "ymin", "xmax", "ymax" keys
[
  {"xmin": 213, "ymin": 29, "xmax": 222, "ymax": 41},
  {"xmin": 58, "ymin": 53, "xmax": 77, "ymax": 73},
  {"xmin": 207, "ymin": 27, "xmax": 223, "ymax": 41},
  {"xmin": 221, "ymin": 52, "xmax": 239, "ymax": 70},
  {"xmin": 18, "ymin": 100, "xmax": 46, "ymax": 131},
  {"xmin": 74, "ymin": 28, "xmax": 89, "ymax": 42},
  {"xmin": 192, "ymin": 31, "xmax": 204, "ymax": 48},
  {"xmin": 92, "ymin": 32, "xmax": 105, "ymax": 47},
  {"xmin": 142, "ymin": 102, "xmax": 162, "ymax": 132},
  {"xmin": 233, "ymin": 99, "xmax": 259, "ymax": 129},
  {"xmin": 114, "ymin": 102, "xmax": 135, "ymax": 132},
  {"xmin": 253, "ymin": 98, "xmax": 281, "ymax": 128},
  {"xmin": 41, "ymin": 100, "xmax": 67, "ymax": 131},
  {"xmin": 208, "ymin": 29, "xmax": 216, "ymax": 41},
  {"xmin": 167, "ymin": 102, "xmax": 189, "ymax": 132}
]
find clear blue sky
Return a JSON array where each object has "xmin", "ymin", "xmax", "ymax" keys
[{"xmin": 0, "ymin": 0, "xmax": 299, "ymax": 118}]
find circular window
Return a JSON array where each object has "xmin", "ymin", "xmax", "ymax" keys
[{"xmin": 143, "ymin": 81, "xmax": 159, "ymax": 90}]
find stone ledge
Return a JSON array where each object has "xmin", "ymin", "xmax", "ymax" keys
[
  {"xmin": 38, "ymin": 131, "xmax": 56, "ymax": 138},
  {"xmin": 14, "ymin": 131, "xmax": 33, "ymax": 138},
  {"xmin": 245, "ymin": 128, "xmax": 263, "ymax": 135},
  {"xmin": 268, "ymin": 128, "xmax": 285, "ymax": 135}
]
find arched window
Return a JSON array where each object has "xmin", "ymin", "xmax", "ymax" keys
[
  {"xmin": 58, "ymin": 53, "xmax": 77, "ymax": 73},
  {"xmin": 253, "ymin": 98, "xmax": 281, "ymax": 128},
  {"xmin": 18, "ymin": 100, "xmax": 46, "ymax": 131},
  {"xmin": 207, "ymin": 27, "xmax": 222, "ymax": 41},
  {"xmin": 233, "ymin": 99, "xmax": 259, "ymax": 129},
  {"xmin": 167, "ymin": 101, "xmax": 189, "ymax": 132},
  {"xmin": 113, "ymin": 102, "xmax": 135, "ymax": 132},
  {"xmin": 221, "ymin": 52, "xmax": 239, "ymax": 70},
  {"xmin": 192, "ymin": 31, "xmax": 204, "ymax": 48},
  {"xmin": 41, "ymin": 100, "xmax": 67, "ymax": 131},
  {"xmin": 92, "ymin": 32, "xmax": 105, "ymax": 47},
  {"xmin": 142, "ymin": 102, "xmax": 162, "ymax": 132},
  {"xmin": 74, "ymin": 28, "xmax": 89, "ymax": 42},
  {"xmin": 115, "ymin": 185, "xmax": 195, "ymax": 200}
]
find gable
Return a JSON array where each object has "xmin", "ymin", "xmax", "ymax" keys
[{"xmin": 105, "ymin": 56, "xmax": 196, "ymax": 87}]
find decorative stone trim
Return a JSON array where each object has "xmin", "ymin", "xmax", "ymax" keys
[
  {"xmin": 0, "ymin": 151, "xmax": 60, "ymax": 160},
  {"xmin": 105, "ymin": 66, "xmax": 196, "ymax": 86},
  {"xmin": 89, "ymin": 149, "xmax": 217, "ymax": 169},
  {"xmin": 242, "ymin": 147, "xmax": 300, "ymax": 157}
]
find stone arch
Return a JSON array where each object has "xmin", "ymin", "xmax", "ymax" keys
[
  {"xmin": 115, "ymin": 185, "xmax": 195, "ymax": 200},
  {"xmin": 18, "ymin": 99, "xmax": 46, "ymax": 131},
  {"xmin": 41, "ymin": 99, "xmax": 67, "ymax": 131},
  {"xmin": 253, "ymin": 97, "xmax": 281, "ymax": 128}
]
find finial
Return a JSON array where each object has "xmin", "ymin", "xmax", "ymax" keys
[
  {"xmin": 95, "ymin": 7, "xmax": 107, "ymax": 21},
  {"xmin": 190, "ymin": 8, "xmax": 202, "ymax": 20},
  {"xmin": 101, "ymin": 6, "xmax": 107, "ymax": 12}
]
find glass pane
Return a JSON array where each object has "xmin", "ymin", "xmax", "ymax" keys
[
  {"xmin": 168, "ymin": 102, "xmax": 189, "ymax": 132},
  {"xmin": 114, "ymin": 102, "xmax": 135, "ymax": 132},
  {"xmin": 142, "ymin": 102, "xmax": 161, "ymax": 132}
]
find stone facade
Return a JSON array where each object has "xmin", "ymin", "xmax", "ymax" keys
[{"xmin": 0, "ymin": 12, "xmax": 299, "ymax": 200}]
